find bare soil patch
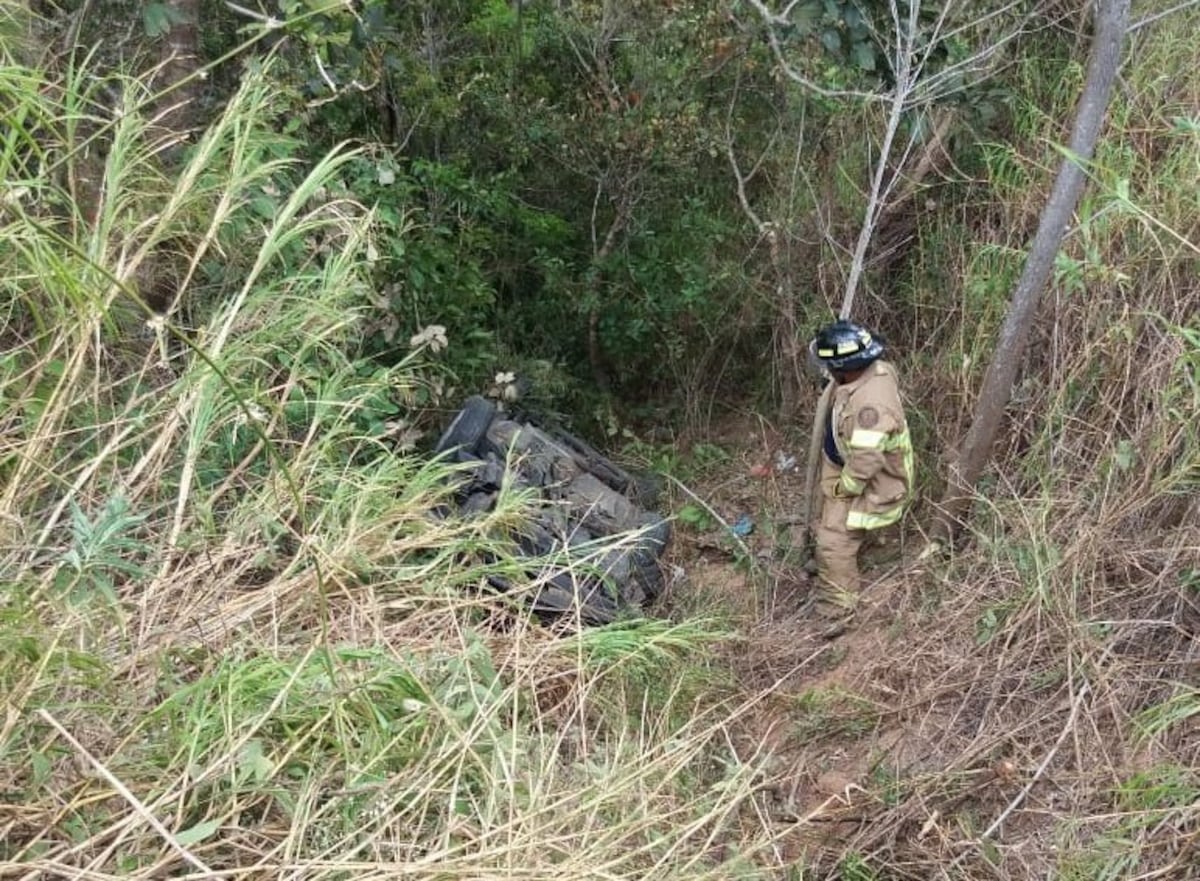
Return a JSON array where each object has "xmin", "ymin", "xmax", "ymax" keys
[{"xmin": 659, "ymin": 413, "xmax": 1200, "ymax": 879}]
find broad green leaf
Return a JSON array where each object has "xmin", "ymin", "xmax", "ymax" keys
[
  {"xmin": 1114, "ymin": 439, "xmax": 1136, "ymax": 471},
  {"xmin": 239, "ymin": 740, "xmax": 273, "ymax": 783},
  {"xmin": 852, "ymin": 41, "xmax": 876, "ymax": 71},
  {"xmin": 175, "ymin": 820, "xmax": 220, "ymax": 847}
]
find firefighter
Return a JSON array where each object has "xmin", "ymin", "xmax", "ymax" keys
[{"xmin": 809, "ymin": 320, "xmax": 915, "ymax": 636}]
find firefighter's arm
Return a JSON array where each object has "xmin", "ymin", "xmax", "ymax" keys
[{"xmin": 836, "ymin": 406, "xmax": 898, "ymax": 497}]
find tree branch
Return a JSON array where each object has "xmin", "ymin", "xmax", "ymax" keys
[
  {"xmin": 838, "ymin": 0, "xmax": 920, "ymax": 319},
  {"xmin": 742, "ymin": 0, "xmax": 880, "ymax": 101},
  {"xmin": 934, "ymin": 0, "xmax": 1131, "ymax": 541}
]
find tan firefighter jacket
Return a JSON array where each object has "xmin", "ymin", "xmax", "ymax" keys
[{"xmin": 824, "ymin": 360, "xmax": 915, "ymax": 531}]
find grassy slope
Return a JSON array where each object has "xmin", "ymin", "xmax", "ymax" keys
[
  {"xmin": 1, "ymin": 6, "xmax": 1198, "ymax": 881},
  {"xmin": 730, "ymin": 7, "xmax": 1200, "ymax": 878},
  {"xmin": 0, "ymin": 45, "xmax": 780, "ymax": 881}
]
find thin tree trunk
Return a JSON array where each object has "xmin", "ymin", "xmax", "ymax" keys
[
  {"xmin": 585, "ymin": 200, "xmax": 631, "ymax": 394},
  {"xmin": 933, "ymin": 0, "xmax": 1131, "ymax": 542},
  {"xmin": 837, "ymin": 0, "xmax": 919, "ymax": 320},
  {"xmin": 799, "ymin": 381, "xmax": 834, "ymax": 552},
  {"xmin": 156, "ymin": 0, "xmax": 201, "ymax": 136}
]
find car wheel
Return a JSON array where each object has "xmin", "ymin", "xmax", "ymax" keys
[{"xmin": 435, "ymin": 396, "xmax": 496, "ymax": 457}]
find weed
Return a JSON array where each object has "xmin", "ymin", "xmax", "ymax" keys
[
  {"xmin": 58, "ymin": 494, "xmax": 149, "ymax": 605},
  {"xmin": 975, "ymin": 602, "xmax": 1012, "ymax": 646},
  {"xmin": 1135, "ymin": 689, "xmax": 1200, "ymax": 744},
  {"xmin": 868, "ymin": 763, "xmax": 904, "ymax": 807},
  {"xmin": 792, "ymin": 686, "xmax": 880, "ymax": 743},
  {"xmin": 677, "ymin": 503, "xmax": 717, "ymax": 532},
  {"xmin": 1114, "ymin": 765, "xmax": 1199, "ymax": 812},
  {"xmin": 0, "ymin": 46, "xmax": 785, "ymax": 880},
  {"xmin": 836, "ymin": 852, "xmax": 878, "ymax": 881}
]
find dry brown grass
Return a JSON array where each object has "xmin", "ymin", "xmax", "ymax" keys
[
  {"xmin": 691, "ymin": 13, "xmax": 1200, "ymax": 875},
  {"xmin": 3, "ymin": 5, "xmax": 1200, "ymax": 881}
]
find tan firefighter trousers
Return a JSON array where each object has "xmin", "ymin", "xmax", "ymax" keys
[{"xmin": 813, "ymin": 457, "xmax": 866, "ymax": 617}]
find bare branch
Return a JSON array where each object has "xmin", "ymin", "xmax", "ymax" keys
[
  {"xmin": 742, "ymin": 0, "xmax": 881, "ymax": 101},
  {"xmin": 726, "ymin": 143, "xmax": 766, "ymax": 234},
  {"xmin": 724, "ymin": 74, "xmax": 770, "ymax": 234},
  {"xmin": 913, "ymin": 4, "xmax": 1052, "ymax": 107},
  {"xmin": 1129, "ymin": 0, "xmax": 1200, "ymax": 32},
  {"xmin": 225, "ymin": 0, "xmax": 283, "ymax": 28},
  {"xmin": 838, "ymin": 0, "xmax": 920, "ymax": 318}
]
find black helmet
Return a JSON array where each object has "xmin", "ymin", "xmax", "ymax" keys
[{"xmin": 812, "ymin": 320, "xmax": 884, "ymax": 372}]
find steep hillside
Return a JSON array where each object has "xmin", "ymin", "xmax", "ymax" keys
[{"xmin": 1, "ymin": 2, "xmax": 1197, "ymax": 879}]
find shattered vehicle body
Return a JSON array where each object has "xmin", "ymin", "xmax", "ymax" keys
[{"xmin": 435, "ymin": 397, "xmax": 671, "ymax": 624}]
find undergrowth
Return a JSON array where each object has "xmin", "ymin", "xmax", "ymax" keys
[
  {"xmin": 2, "ymin": 3, "xmax": 1199, "ymax": 881},
  {"xmin": 0, "ymin": 45, "xmax": 780, "ymax": 880},
  {"xmin": 775, "ymin": 7, "xmax": 1200, "ymax": 878}
]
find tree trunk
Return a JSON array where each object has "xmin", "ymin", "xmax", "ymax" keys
[
  {"xmin": 156, "ymin": 0, "xmax": 201, "ymax": 137},
  {"xmin": 799, "ymin": 380, "xmax": 833, "ymax": 552},
  {"xmin": 933, "ymin": 0, "xmax": 1131, "ymax": 542},
  {"xmin": 585, "ymin": 188, "xmax": 633, "ymax": 395}
]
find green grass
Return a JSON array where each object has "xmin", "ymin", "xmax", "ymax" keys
[
  {"xmin": 3, "ymin": 4, "xmax": 1200, "ymax": 880},
  {"xmin": 791, "ymin": 686, "xmax": 881, "ymax": 743},
  {"xmin": 1054, "ymin": 766, "xmax": 1199, "ymax": 881},
  {"xmin": 0, "ymin": 44, "xmax": 786, "ymax": 880}
]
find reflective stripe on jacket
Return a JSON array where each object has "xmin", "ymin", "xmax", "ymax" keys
[{"xmin": 825, "ymin": 360, "xmax": 914, "ymax": 531}]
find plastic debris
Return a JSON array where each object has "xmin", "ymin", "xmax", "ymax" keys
[
  {"xmin": 774, "ymin": 449, "xmax": 798, "ymax": 472},
  {"xmin": 730, "ymin": 514, "xmax": 755, "ymax": 537}
]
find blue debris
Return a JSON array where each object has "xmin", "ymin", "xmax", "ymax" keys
[{"xmin": 730, "ymin": 513, "xmax": 755, "ymax": 538}]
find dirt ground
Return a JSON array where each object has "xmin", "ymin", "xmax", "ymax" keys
[
  {"xmin": 646, "ymin": 414, "xmax": 1200, "ymax": 878},
  {"xmin": 652, "ymin": 416, "xmax": 929, "ymax": 854}
]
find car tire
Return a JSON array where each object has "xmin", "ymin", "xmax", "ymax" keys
[{"xmin": 435, "ymin": 396, "xmax": 496, "ymax": 457}]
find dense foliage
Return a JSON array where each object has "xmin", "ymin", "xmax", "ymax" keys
[
  {"xmin": 1, "ymin": 1, "xmax": 1197, "ymax": 879},
  {"xmin": 83, "ymin": 0, "xmax": 1026, "ymax": 424}
]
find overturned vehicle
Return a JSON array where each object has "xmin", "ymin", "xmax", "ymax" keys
[{"xmin": 435, "ymin": 397, "xmax": 671, "ymax": 624}]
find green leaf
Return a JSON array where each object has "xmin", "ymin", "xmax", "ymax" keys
[
  {"xmin": 676, "ymin": 504, "xmax": 711, "ymax": 529},
  {"xmin": 981, "ymin": 837, "xmax": 1002, "ymax": 866},
  {"xmin": 141, "ymin": 1, "xmax": 189, "ymax": 37},
  {"xmin": 250, "ymin": 195, "xmax": 277, "ymax": 218},
  {"xmin": 788, "ymin": 0, "xmax": 822, "ymax": 33},
  {"xmin": 1114, "ymin": 439, "xmax": 1136, "ymax": 471},
  {"xmin": 851, "ymin": 41, "xmax": 876, "ymax": 71},
  {"xmin": 142, "ymin": 3, "xmax": 171, "ymax": 37},
  {"xmin": 239, "ymin": 739, "xmax": 273, "ymax": 783},
  {"xmin": 1181, "ymin": 568, "xmax": 1200, "ymax": 594},
  {"xmin": 820, "ymin": 28, "xmax": 843, "ymax": 53},
  {"xmin": 175, "ymin": 819, "xmax": 220, "ymax": 847},
  {"xmin": 31, "ymin": 751, "xmax": 51, "ymax": 786}
]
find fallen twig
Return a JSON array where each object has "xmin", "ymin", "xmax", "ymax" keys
[{"xmin": 36, "ymin": 709, "xmax": 216, "ymax": 877}]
